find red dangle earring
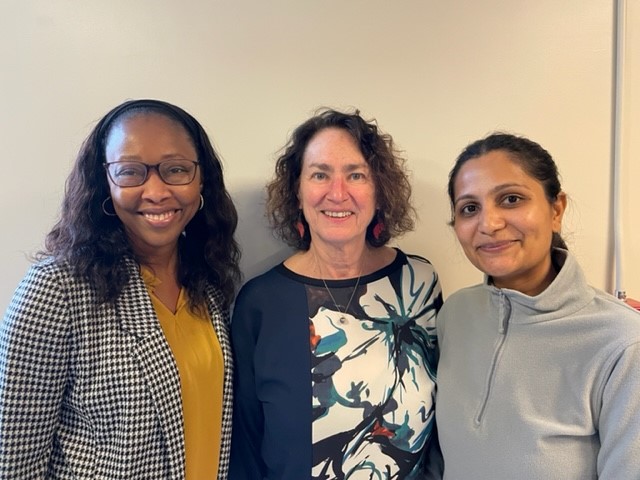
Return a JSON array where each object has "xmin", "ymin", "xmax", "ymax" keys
[{"xmin": 373, "ymin": 213, "xmax": 385, "ymax": 240}]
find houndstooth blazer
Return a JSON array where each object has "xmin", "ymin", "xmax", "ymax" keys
[{"xmin": 0, "ymin": 257, "xmax": 233, "ymax": 479}]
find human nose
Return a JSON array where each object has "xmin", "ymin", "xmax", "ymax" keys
[
  {"xmin": 327, "ymin": 176, "xmax": 347, "ymax": 202},
  {"xmin": 478, "ymin": 205, "xmax": 505, "ymax": 234},
  {"xmin": 141, "ymin": 169, "xmax": 171, "ymax": 201}
]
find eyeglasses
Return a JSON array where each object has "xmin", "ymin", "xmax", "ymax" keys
[{"xmin": 104, "ymin": 159, "xmax": 199, "ymax": 187}]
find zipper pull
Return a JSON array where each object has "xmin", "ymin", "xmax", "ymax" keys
[{"xmin": 497, "ymin": 293, "xmax": 511, "ymax": 334}]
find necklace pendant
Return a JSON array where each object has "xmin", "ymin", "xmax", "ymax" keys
[{"xmin": 339, "ymin": 315, "xmax": 348, "ymax": 324}]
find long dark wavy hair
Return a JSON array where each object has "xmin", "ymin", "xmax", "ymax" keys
[
  {"xmin": 266, "ymin": 108, "xmax": 415, "ymax": 250},
  {"xmin": 41, "ymin": 99, "xmax": 241, "ymax": 309},
  {"xmin": 447, "ymin": 132, "xmax": 567, "ymax": 250}
]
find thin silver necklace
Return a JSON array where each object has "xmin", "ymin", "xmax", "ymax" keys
[{"xmin": 313, "ymin": 251, "xmax": 363, "ymax": 324}]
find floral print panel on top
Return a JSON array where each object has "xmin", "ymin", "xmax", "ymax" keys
[{"xmin": 308, "ymin": 254, "xmax": 441, "ymax": 479}]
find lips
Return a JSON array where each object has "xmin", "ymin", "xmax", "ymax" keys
[
  {"xmin": 476, "ymin": 240, "xmax": 516, "ymax": 252},
  {"xmin": 140, "ymin": 209, "xmax": 180, "ymax": 225},
  {"xmin": 322, "ymin": 210, "xmax": 353, "ymax": 218}
]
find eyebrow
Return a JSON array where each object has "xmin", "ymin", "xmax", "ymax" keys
[
  {"xmin": 305, "ymin": 161, "xmax": 369, "ymax": 172},
  {"xmin": 453, "ymin": 182, "xmax": 531, "ymax": 206},
  {"xmin": 113, "ymin": 153, "xmax": 192, "ymax": 162}
]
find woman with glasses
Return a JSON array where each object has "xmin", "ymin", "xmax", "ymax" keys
[{"xmin": 0, "ymin": 99, "xmax": 240, "ymax": 479}]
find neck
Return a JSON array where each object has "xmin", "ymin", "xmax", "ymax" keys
[
  {"xmin": 493, "ymin": 257, "xmax": 558, "ymax": 297},
  {"xmin": 137, "ymin": 249, "xmax": 180, "ymax": 284},
  {"xmin": 311, "ymin": 243, "xmax": 369, "ymax": 279}
]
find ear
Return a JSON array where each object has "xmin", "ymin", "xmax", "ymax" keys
[{"xmin": 551, "ymin": 192, "xmax": 567, "ymax": 232}]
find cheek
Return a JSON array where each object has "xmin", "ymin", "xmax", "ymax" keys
[
  {"xmin": 358, "ymin": 184, "xmax": 376, "ymax": 203},
  {"xmin": 180, "ymin": 187, "xmax": 204, "ymax": 210},
  {"xmin": 453, "ymin": 222, "xmax": 472, "ymax": 245},
  {"xmin": 298, "ymin": 186, "xmax": 320, "ymax": 208},
  {"xmin": 520, "ymin": 211, "xmax": 553, "ymax": 238},
  {"xmin": 109, "ymin": 187, "xmax": 132, "ymax": 211}
]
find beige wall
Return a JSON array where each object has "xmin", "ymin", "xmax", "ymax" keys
[{"xmin": 1, "ymin": 1, "xmax": 637, "ymax": 313}]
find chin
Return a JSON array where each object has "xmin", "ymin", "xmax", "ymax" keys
[{"xmin": 477, "ymin": 261, "xmax": 517, "ymax": 279}]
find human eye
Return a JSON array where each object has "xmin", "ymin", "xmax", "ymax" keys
[
  {"xmin": 311, "ymin": 171, "xmax": 328, "ymax": 181},
  {"xmin": 500, "ymin": 194, "xmax": 524, "ymax": 206},
  {"xmin": 159, "ymin": 160, "xmax": 196, "ymax": 184},
  {"xmin": 113, "ymin": 162, "xmax": 144, "ymax": 178},
  {"xmin": 349, "ymin": 172, "xmax": 366, "ymax": 181},
  {"xmin": 457, "ymin": 203, "xmax": 479, "ymax": 217},
  {"xmin": 165, "ymin": 162, "xmax": 191, "ymax": 174}
]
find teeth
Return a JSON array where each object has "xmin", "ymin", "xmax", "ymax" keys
[
  {"xmin": 144, "ymin": 211, "xmax": 175, "ymax": 221},
  {"xmin": 324, "ymin": 211, "xmax": 352, "ymax": 218}
]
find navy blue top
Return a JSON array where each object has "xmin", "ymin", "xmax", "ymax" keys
[{"xmin": 229, "ymin": 249, "xmax": 443, "ymax": 479}]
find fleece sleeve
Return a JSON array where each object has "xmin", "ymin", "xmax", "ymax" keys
[{"xmin": 597, "ymin": 340, "xmax": 640, "ymax": 479}]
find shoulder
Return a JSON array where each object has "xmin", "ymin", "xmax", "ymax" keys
[
  {"xmin": 440, "ymin": 284, "xmax": 486, "ymax": 315},
  {"xmin": 401, "ymin": 250, "xmax": 437, "ymax": 269},
  {"xmin": 395, "ymin": 249, "xmax": 440, "ymax": 280},
  {"xmin": 376, "ymin": 249, "xmax": 443, "ymax": 308},
  {"xmin": 436, "ymin": 284, "xmax": 486, "ymax": 339},
  {"xmin": 231, "ymin": 265, "xmax": 305, "ymax": 338},
  {"xmin": 239, "ymin": 264, "xmax": 284, "ymax": 289},
  {"xmin": 590, "ymin": 288, "xmax": 640, "ymax": 337},
  {"xmin": 12, "ymin": 258, "xmax": 79, "ymax": 299},
  {"xmin": 18, "ymin": 256, "xmax": 138, "ymax": 295},
  {"xmin": 445, "ymin": 282, "xmax": 485, "ymax": 299},
  {"xmin": 25, "ymin": 257, "xmax": 72, "ymax": 279},
  {"xmin": 562, "ymin": 251, "xmax": 640, "ymax": 337},
  {"xmin": 3, "ymin": 260, "xmax": 80, "ymax": 340},
  {"xmin": 235, "ymin": 264, "xmax": 294, "ymax": 304}
]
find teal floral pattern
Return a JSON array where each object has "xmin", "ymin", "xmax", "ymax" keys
[{"xmin": 309, "ymin": 254, "xmax": 441, "ymax": 479}]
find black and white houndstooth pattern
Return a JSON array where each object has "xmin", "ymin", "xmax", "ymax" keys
[{"xmin": 0, "ymin": 257, "xmax": 233, "ymax": 479}]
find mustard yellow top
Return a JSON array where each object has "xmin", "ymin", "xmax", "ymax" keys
[{"xmin": 141, "ymin": 267, "xmax": 224, "ymax": 479}]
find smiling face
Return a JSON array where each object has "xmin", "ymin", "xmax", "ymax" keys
[
  {"xmin": 298, "ymin": 128, "xmax": 377, "ymax": 251},
  {"xmin": 105, "ymin": 113, "xmax": 202, "ymax": 260},
  {"xmin": 452, "ymin": 150, "xmax": 566, "ymax": 295}
]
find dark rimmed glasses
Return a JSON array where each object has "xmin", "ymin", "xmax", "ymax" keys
[{"xmin": 104, "ymin": 159, "xmax": 199, "ymax": 187}]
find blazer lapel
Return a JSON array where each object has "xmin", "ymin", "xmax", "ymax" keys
[
  {"xmin": 116, "ymin": 260, "xmax": 185, "ymax": 479},
  {"xmin": 205, "ymin": 285, "xmax": 234, "ymax": 479}
]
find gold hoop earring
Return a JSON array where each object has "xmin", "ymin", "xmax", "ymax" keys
[
  {"xmin": 199, "ymin": 194, "xmax": 204, "ymax": 211},
  {"xmin": 102, "ymin": 197, "xmax": 118, "ymax": 217}
]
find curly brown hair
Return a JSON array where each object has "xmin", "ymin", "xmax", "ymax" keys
[{"xmin": 266, "ymin": 108, "xmax": 415, "ymax": 250}]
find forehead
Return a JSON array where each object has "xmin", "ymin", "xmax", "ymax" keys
[
  {"xmin": 454, "ymin": 150, "xmax": 541, "ymax": 193},
  {"xmin": 105, "ymin": 113, "xmax": 196, "ymax": 154},
  {"xmin": 108, "ymin": 111, "xmax": 192, "ymax": 141},
  {"xmin": 302, "ymin": 127, "xmax": 365, "ymax": 166}
]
